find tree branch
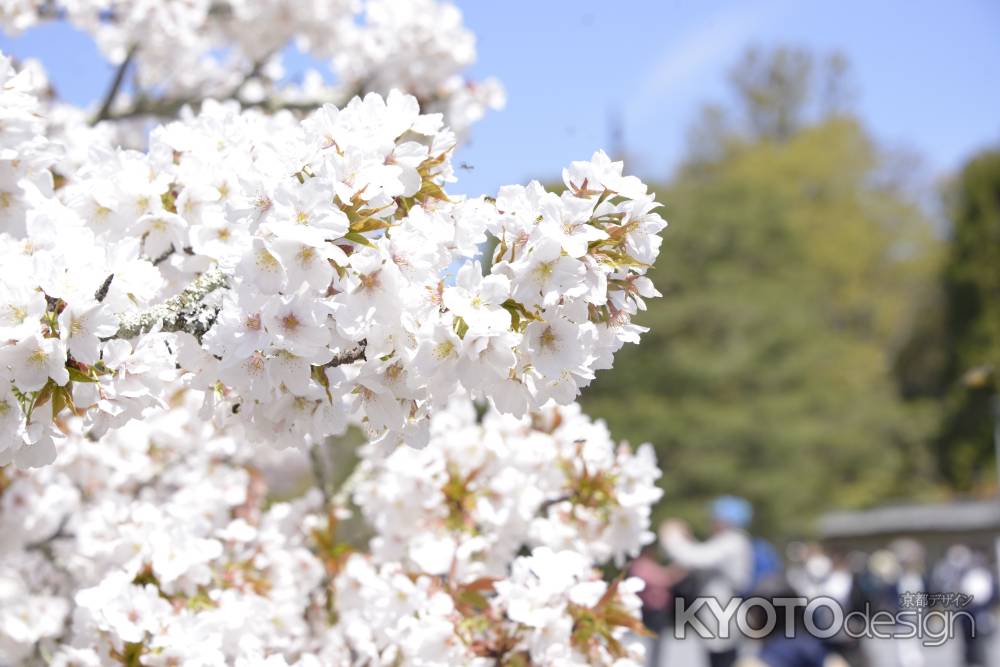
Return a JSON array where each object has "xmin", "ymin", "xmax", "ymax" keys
[
  {"xmin": 103, "ymin": 93, "xmax": 339, "ymax": 122},
  {"xmin": 105, "ymin": 270, "xmax": 367, "ymax": 367},
  {"xmin": 108, "ymin": 269, "xmax": 229, "ymax": 341},
  {"xmin": 310, "ymin": 444, "xmax": 333, "ymax": 507},
  {"xmin": 151, "ymin": 245, "xmax": 176, "ymax": 267},
  {"xmin": 94, "ymin": 274, "xmax": 114, "ymax": 303},
  {"xmin": 537, "ymin": 494, "xmax": 572, "ymax": 515},
  {"xmin": 92, "ymin": 45, "xmax": 137, "ymax": 125},
  {"xmin": 101, "ymin": 52, "xmax": 328, "ymax": 122},
  {"xmin": 324, "ymin": 339, "xmax": 367, "ymax": 368}
]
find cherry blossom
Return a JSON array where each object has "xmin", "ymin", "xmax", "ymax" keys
[
  {"xmin": 0, "ymin": 394, "xmax": 657, "ymax": 666},
  {"xmin": 0, "ymin": 3, "xmax": 672, "ymax": 663},
  {"xmin": 0, "ymin": 60, "xmax": 666, "ymax": 459}
]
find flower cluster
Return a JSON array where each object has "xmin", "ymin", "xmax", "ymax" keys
[
  {"xmin": 0, "ymin": 0, "xmax": 503, "ymax": 135},
  {"xmin": 1, "ymin": 5, "xmax": 672, "ymax": 664},
  {"xmin": 0, "ymin": 53, "xmax": 57, "ymax": 238},
  {"xmin": 332, "ymin": 0, "xmax": 504, "ymax": 132},
  {"xmin": 0, "ymin": 51, "xmax": 171, "ymax": 465},
  {"xmin": 353, "ymin": 398, "xmax": 663, "ymax": 577},
  {"xmin": 0, "ymin": 50, "xmax": 666, "ymax": 466},
  {"xmin": 0, "ymin": 394, "xmax": 656, "ymax": 666}
]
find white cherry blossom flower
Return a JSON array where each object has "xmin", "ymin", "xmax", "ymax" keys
[
  {"xmin": 1, "ymin": 334, "xmax": 68, "ymax": 392},
  {"xmin": 442, "ymin": 262, "xmax": 511, "ymax": 335},
  {"xmin": 58, "ymin": 301, "xmax": 117, "ymax": 364},
  {"xmin": 0, "ymin": 282, "xmax": 45, "ymax": 340}
]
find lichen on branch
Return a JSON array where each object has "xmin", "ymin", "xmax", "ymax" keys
[{"xmin": 109, "ymin": 269, "xmax": 229, "ymax": 341}]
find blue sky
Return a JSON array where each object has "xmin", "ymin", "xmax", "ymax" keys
[
  {"xmin": 454, "ymin": 0, "xmax": 1000, "ymax": 195},
  {"xmin": 3, "ymin": 1, "xmax": 998, "ymax": 197}
]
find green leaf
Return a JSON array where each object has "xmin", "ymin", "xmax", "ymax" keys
[
  {"xmin": 51, "ymin": 385, "xmax": 68, "ymax": 418},
  {"xmin": 67, "ymin": 367, "xmax": 100, "ymax": 383},
  {"xmin": 344, "ymin": 231, "xmax": 376, "ymax": 248},
  {"xmin": 33, "ymin": 381, "xmax": 54, "ymax": 410}
]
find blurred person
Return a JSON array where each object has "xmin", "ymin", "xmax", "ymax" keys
[
  {"xmin": 783, "ymin": 542, "xmax": 813, "ymax": 581},
  {"xmin": 822, "ymin": 551, "xmax": 869, "ymax": 667},
  {"xmin": 856, "ymin": 540, "xmax": 931, "ymax": 667},
  {"xmin": 932, "ymin": 544, "xmax": 996, "ymax": 666},
  {"xmin": 932, "ymin": 544, "xmax": 974, "ymax": 594},
  {"xmin": 736, "ymin": 579, "xmax": 849, "ymax": 667},
  {"xmin": 628, "ymin": 544, "xmax": 681, "ymax": 666},
  {"xmin": 749, "ymin": 533, "xmax": 784, "ymax": 596},
  {"xmin": 855, "ymin": 549, "xmax": 903, "ymax": 667},
  {"xmin": 787, "ymin": 543, "xmax": 833, "ymax": 599},
  {"xmin": 659, "ymin": 495, "xmax": 755, "ymax": 667},
  {"xmin": 956, "ymin": 550, "xmax": 998, "ymax": 667},
  {"xmin": 788, "ymin": 545, "xmax": 867, "ymax": 667},
  {"xmin": 890, "ymin": 538, "xmax": 928, "ymax": 600},
  {"xmin": 889, "ymin": 538, "xmax": 927, "ymax": 667},
  {"xmin": 859, "ymin": 549, "xmax": 902, "ymax": 613},
  {"xmin": 738, "ymin": 651, "xmax": 849, "ymax": 667}
]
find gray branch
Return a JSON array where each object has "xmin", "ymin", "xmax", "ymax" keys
[
  {"xmin": 310, "ymin": 444, "xmax": 333, "ymax": 507},
  {"xmin": 94, "ymin": 274, "xmax": 114, "ymax": 303},
  {"xmin": 324, "ymin": 339, "xmax": 367, "ymax": 368},
  {"xmin": 99, "ymin": 53, "xmax": 353, "ymax": 123},
  {"xmin": 109, "ymin": 269, "xmax": 229, "ymax": 341},
  {"xmin": 104, "ymin": 94, "xmax": 339, "ymax": 122},
  {"xmin": 106, "ymin": 271, "xmax": 368, "ymax": 370},
  {"xmin": 92, "ymin": 45, "xmax": 137, "ymax": 125}
]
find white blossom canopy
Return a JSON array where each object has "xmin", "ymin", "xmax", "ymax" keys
[{"xmin": 0, "ymin": 2, "xmax": 669, "ymax": 665}]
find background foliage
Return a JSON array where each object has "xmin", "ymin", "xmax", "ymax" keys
[{"xmin": 581, "ymin": 47, "xmax": 998, "ymax": 538}]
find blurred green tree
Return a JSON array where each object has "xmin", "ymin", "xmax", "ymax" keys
[
  {"xmin": 932, "ymin": 151, "xmax": 1000, "ymax": 490},
  {"xmin": 583, "ymin": 48, "xmax": 942, "ymax": 538}
]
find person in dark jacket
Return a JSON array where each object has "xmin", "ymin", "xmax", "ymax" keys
[{"xmin": 737, "ymin": 581, "xmax": 848, "ymax": 667}]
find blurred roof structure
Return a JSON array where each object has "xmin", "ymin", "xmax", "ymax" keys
[
  {"xmin": 820, "ymin": 499, "xmax": 1000, "ymax": 539},
  {"xmin": 818, "ymin": 498, "xmax": 1000, "ymax": 559}
]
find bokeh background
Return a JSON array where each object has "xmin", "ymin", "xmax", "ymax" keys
[
  {"xmin": 5, "ymin": 0, "xmax": 999, "ymax": 542},
  {"xmin": 462, "ymin": 0, "xmax": 1000, "ymax": 540}
]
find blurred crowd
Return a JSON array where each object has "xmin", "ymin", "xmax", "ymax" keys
[{"xmin": 629, "ymin": 497, "xmax": 999, "ymax": 667}]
